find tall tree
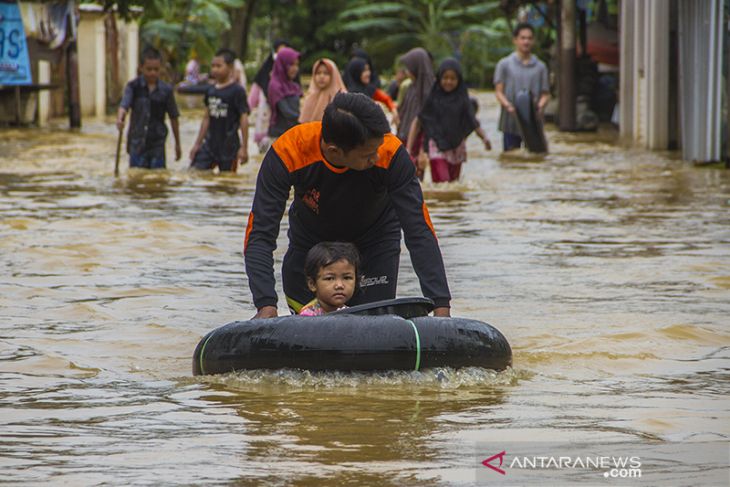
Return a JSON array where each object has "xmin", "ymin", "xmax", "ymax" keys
[{"xmin": 223, "ymin": 0, "xmax": 258, "ymax": 59}]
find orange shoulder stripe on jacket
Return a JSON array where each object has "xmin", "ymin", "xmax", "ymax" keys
[
  {"xmin": 272, "ymin": 122, "xmax": 324, "ymax": 173},
  {"xmin": 374, "ymin": 133, "xmax": 403, "ymax": 169}
]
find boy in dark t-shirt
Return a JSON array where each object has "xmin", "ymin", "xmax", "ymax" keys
[
  {"xmin": 117, "ymin": 47, "xmax": 181, "ymax": 169},
  {"xmin": 190, "ymin": 48, "xmax": 250, "ymax": 172}
]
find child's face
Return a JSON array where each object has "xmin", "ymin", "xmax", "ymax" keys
[
  {"xmin": 360, "ymin": 64, "xmax": 371, "ymax": 85},
  {"xmin": 287, "ymin": 59, "xmax": 300, "ymax": 80},
  {"xmin": 440, "ymin": 69, "xmax": 459, "ymax": 92},
  {"xmin": 307, "ymin": 259, "xmax": 357, "ymax": 312},
  {"xmin": 313, "ymin": 63, "xmax": 331, "ymax": 90},
  {"xmin": 210, "ymin": 56, "xmax": 232, "ymax": 82},
  {"xmin": 141, "ymin": 58, "xmax": 161, "ymax": 84}
]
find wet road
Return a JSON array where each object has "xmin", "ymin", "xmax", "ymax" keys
[{"xmin": 1, "ymin": 94, "xmax": 729, "ymax": 485}]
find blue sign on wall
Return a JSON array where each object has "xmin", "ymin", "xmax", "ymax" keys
[{"xmin": 0, "ymin": 1, "xmax": 32, "ymax": 85}]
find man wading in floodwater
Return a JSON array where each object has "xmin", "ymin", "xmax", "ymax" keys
[
  {"xmin": 494, "ymin": 22, "xmax": 550, "ymax": 152},
  {"xmin": 244, "ymin": 92, "xmax": 451, "ymax": 318}
]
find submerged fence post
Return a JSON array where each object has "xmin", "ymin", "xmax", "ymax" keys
[{"xmin": 66, "ymin": 39, "xmax": 81, "ymax": 128}]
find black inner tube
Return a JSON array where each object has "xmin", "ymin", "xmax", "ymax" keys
[
  {"xmin": 193, "ymin": 301, "xmax": 511, "ymax": 375},
  {"xmin": 514, "ymin": 89, "xmax": 548, "ymax": 153}
]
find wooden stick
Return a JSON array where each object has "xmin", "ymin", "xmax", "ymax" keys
[{"xmin": 114, "ymin": 127, "xmax": 123, "ymax": 177}]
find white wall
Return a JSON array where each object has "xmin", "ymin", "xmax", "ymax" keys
[
  {"xmin": 118, "ymin": 20, "xmax": 139, "ymax": 85},
  {"xmin": 619, "ymin": 0, "xmax": 669, "ymax": 150},
  {"xmin": 678, "ymin": 0, "xmax": 723, "ymax": 162},
  {"xmin": 77, "ymin": 11, "xmax": 107, "ymax": 118},
  {"xmin": 37, "ymin": 60, "xmax": 50, "ymax": 126}
]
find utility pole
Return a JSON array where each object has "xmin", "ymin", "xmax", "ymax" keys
[
  {"xmin": 726, "ymin": 8, "xmax": 729, "ymax": 167},
  {"xmin": 559, "ymin": 0, "xmax": 576, "ymax": 131}
]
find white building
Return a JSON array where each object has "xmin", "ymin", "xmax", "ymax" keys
[
  {"xmin": 619, "ymin": 0, "xmax": 725, "ymax": 163},
  {"xmin": 77, "ymin": 4, "xmax": 139, "ymax": 119}
]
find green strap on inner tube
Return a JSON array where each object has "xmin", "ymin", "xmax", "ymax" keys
[
  {"xmin": 405, "ymin": 319, "xmax": 421, "ymax": 371},
  {"xmin": 198, "ymin": 330, "xmax": 217, "ymax": 376}
]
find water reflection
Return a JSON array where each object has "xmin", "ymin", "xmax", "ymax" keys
[
  {"xmin": 118, "ymin": 170, "xmax": 178, "ymax": 199},
  {"xmin": 196, "ymin": 368, "xmax": 512, "ymax": 484}
]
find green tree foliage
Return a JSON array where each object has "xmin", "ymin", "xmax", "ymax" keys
[
  {"xmin": 87, "ymin": 0, "xmax": 537, "ymax": 87},
  {"xmin": 338, "ymin": 1, "xmax": 495, "ymax": 58},
  {"xmin": 86, "ymin": 0, "xmax": 244, "ymax": 77},
  {"xmin": 337, "ymin": 0, "xmax": 514, "ymax": 86},
  {"xmin": 459, "ymin": 17, "xmax": 512, "ymax": 86},
  {"xmin": 244, "ymin": 0, "xmax": 362, "ymax": 72},
  {"xmin": 140, "ymin": 0, "xmax": 244, "ymax": 74}
]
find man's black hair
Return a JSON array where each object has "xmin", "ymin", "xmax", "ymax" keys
[
  {"xmin": 304, "ymin": 242, "xmax": 361, "ymax": 284},
  {"xmin": 513, "ymin": 22, "xmax": 534, "ymax": 37},
  {"xmin": 321, "ymin": 93, "xmax": 391, "ymax": 153},
  {"xmin": 141, "ymin": 46, "xmax": 162, "ymax": 63},
  {"xmin": 214, "ymin": 48, "xmax": 237, "ymax": 66}
]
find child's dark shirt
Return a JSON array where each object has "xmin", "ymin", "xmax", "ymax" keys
[
  {"xmin": 203, "ymin": 82, "xmax": 250, "ymax": 161},
  {"xmin": 120, "ymin": 76, "xmax": 179, "ymax": 156}
]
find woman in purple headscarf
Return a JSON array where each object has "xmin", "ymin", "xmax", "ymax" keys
[{"xmin": 267, "ymin": 47, "xmax": 302, "ymax": 142}]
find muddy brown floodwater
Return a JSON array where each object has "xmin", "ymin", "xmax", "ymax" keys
[{"xmin": 1, "ymin": 93, "xmax": 729, "ymax": 485}]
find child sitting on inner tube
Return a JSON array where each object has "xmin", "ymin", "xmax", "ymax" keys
[{"xmin": 299, "ymin": 242, "xmax": 360, "ymax": 316}]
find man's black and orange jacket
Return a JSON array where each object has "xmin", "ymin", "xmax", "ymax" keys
[{"xmin": 243, "ymin": 121, "xmax": 451, "ymax": 309}]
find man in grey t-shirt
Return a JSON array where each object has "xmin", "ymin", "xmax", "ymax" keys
[{"xmin": 494, "ymin": 23, "xmax": 550, "ymax": 151}]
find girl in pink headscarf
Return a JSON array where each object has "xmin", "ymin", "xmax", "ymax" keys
[
  {"xmin": 267, "ymin": 47, "xmax": 302, "ymax": 141},
  {"xmin": 299, "ymin": 58, "xmax": 346, "ymax": 123}
]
